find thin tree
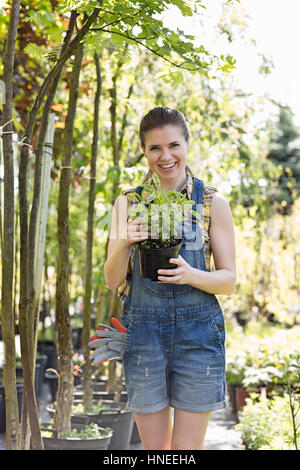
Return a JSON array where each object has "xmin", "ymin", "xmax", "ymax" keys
[
  {"xmin": 1, "ymin": 0, "xmax": 21, "ymax": 450},
  {"xmin": 106, "ymin": 47, "xmax": 134, "ymax": 394},
  {"xmin": 54, "ymin": 38, "xmax": 84, "ymax": 437},
  {"xmin": 18, "ymin": 11, "xmax": 79, "ymax": 450},
  {"xmin": 17, "ymin": 9, "xmax": 100, "ymax": 447},
  {"xmin": 82, "ymin": 52, "xmax": 102, "ymax": 411}
]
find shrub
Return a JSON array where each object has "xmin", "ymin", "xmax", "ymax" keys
[
  {"xmin": 226, "ymin": 326, "xmax": 300, "ymax": 391},
  {"xmin": 236, "ymin": 393, "xmax": 299, "ymax": 450}
]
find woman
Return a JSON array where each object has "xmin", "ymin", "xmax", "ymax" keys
[{"xmin": 104, "ymin": 106, "xmax": 236, "ymax": 450}]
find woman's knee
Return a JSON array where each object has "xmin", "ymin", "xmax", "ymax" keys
[
  {"xmin": 171, "ymin": 409, "xmax": 211, "ymax": 450},
  {"xmin": 134, "ymin": 407, "xmax": 173, "ymax": 450}
]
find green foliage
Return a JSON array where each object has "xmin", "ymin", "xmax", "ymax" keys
[
  {"xmin": 266, "ymin": 105, "xmax": 300, "ymax": 215},
  {"xmin": 226, "ymin": 325, "xmax": 300, "ymax": 390},
  {"xmin": 126, "ymin": 172, "xmax": 201, "ymax": 248},
  {"xmin": 71, "ymin": 401, "xmax": 126, "ymax": 414},
  {"xmin": 68, "ymin": 423, "xmax": 112, "ymax": 439},
  {"xmin": 23, "ymin": 43, "xmax": 47, "ymax": 64},
  {"xmin": 57, "ymin": 0, "xmax": 229, "ymax": 74},
  {"xmin": 236, "ymin": 393, "xmax": 299, "ymax": 450},
  {"xmin": 41, "ymin": 422, "xmax": 113, "ymax": 439}
]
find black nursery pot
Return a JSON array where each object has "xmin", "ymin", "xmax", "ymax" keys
[{"xmin": 138, "ymin": 240, "xmax": 183, "ymax": 281}]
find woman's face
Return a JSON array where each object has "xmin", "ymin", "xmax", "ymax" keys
[{"xmin": 141, "ymin": 124, "xmax": 190, "ymax": 188}]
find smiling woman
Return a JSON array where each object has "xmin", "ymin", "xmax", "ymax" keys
[
  {"xmin": 101, "ymin": 106, "xmax": 236, "ymax": 450},
  {"xmin": 139, "ymin": 107, "xmax": 190, "ymax": 194}
]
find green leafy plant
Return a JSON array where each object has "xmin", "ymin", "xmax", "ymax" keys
[
  {"xmin": 236, "ymin": 393, "xmax": 300, "ymax": 450},
  {"xmin": 283, "ymin": 353, "xmax": 300, "ymax": 450},
  {"xmin": 41, "ymin": 422, "xmax": 113, "ymax": 439},
  {"xmin": 126, "ymin": 172, "xmax": 201, "ymax": 248},
  {"xmin": 226, "ymin": 326, "xmax": 300, "ymax": 391},
  {"xmin": 71, "ymin": 401, "xmax": 117, "ymax": 415},
  {"xmin": 68, "ymin": 423, "xmax": 112, "ymax": 439}
]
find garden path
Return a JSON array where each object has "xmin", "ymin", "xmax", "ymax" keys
[{"xmin": 203, "ymin": 406, "xmax": 244, "ymax": 450}]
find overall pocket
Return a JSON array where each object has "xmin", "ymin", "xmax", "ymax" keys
[
  {"xmin": 209, "ymin": 311, "xmax": 226, "ymax": 355},
  {"xmin": 142, "ymin": 276, "xmax": 194, "ymax": 297},
  {"xmin": 191, "ymin": 310, "xmax": 225, "ymax": 356}
]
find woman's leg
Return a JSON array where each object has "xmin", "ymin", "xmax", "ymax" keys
[
  {"xmin": 171, "ymin": 409, "xmax": 211, "ymax": 450},
  {"xmin": 134, "ymin": 406, "xmax": 173, "ymax": 450}
]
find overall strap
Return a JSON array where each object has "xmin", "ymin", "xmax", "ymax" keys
[
  {"xmin": 191, "ymin": 177, "xmax": 204, "ymax": 205},
  {"xmin": 190, "ymin": 177, "xmax": 204, "ymax": 222},
  {"xmin": 135, "ymin": 185, "xmax": 144, "ymax": 197}
]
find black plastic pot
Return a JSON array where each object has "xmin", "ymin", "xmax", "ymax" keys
[
  {"xmin": 15, "ymin": 364, "xmax": 42, "ymax": 399},
  {"xmin": 37, "ymin": 340, "xmax": 58, "ymax": 371},
  {"xmin": 0, "ymin": 362, "xmax": 42, "ymax": 404},
  {"xmin": 72, "ymin": 326, "xmax": 82, "ymax": 351},
  {"xmin": 73, "ymin": 388, "xmax": 127, "ymax": 403},
  {"xmin": 138, "ymin": 239, "xmax": 183, "ymax": 281},
  {"xmin": 42, "ymin": 423, "xmax": 113, "ymax": 450},
  {"xmin": 44, "ymin": 370, "xmax": 58, "ymax": 403},
  {"xmin": 0, "ymin": 381, "xmax": 24, "ymax": 433},
  {"xmin": 130, "ymin": 420, "xmax": 141, "ymax": 444},
  {"xmin": 35, "ymin": 354, "xmax": 48, "ymax": 397},
  {"xmin": 47, "ymin": 400, "xmax": 133, "ymax": 450}
]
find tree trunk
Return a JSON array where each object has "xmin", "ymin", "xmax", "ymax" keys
[
  {"xmin": 95, "ymin": 284, "xmax": 108, "ymax": 326},
  {"xmin": 17, "ymin": 11, "xmax": 79, "ymax": 449},
  {"xmin": 54, "ymin": 40, "xmax": 84, "ymax": 437},
  {"xmin": 28, "ymin": 11, "xmax": 78, "ymax": 353},
  {"xmin": 82, "ymin": 52, "xmax": 102, "ymax": 411},
  {"xmin": 1, "ymin": 0, "xmax": 21, "ymax": 450},
  {"xmin": 19, "ymin": 11, "xmax": 79, "ymax": 450},
  {"xmin": 19, "ymin": 114, "xmax": 55, "ymax": 450},
  {"xmin": 106, "ymin": 53, "xmax": 132, "ymax": 391}
]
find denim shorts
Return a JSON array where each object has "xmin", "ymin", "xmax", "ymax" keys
[{"xmin": 121, "ymin": 307, "xmax": 226, "ymax": 414}]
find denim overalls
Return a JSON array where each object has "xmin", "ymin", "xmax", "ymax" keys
[{"xmin": 121, "ymin": 177, "xmax": 226, "ymax": 413}]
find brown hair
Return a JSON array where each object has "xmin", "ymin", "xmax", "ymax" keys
[
  {"xmin": 139, "ymin": 106, "xmax": 194, "ymax": 183},
  {"xmin": 139, "ymin": 106, "xmax": 189, "ymax": 147}
]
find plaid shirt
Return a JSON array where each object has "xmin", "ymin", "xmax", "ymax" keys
[{"xmin": 117, "ymin": 171, "xmax": 218, "ymax": 302}]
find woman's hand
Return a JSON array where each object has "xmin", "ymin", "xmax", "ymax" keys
[
  {"xmin": 124, "ymin": 217, "xmax": 150, "ymax": 245},
  {"xmin": 157, "ymin": 254, "xmax": 195, "ymax": 285}
]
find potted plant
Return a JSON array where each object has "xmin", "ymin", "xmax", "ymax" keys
[
  {"xmin": 47, "ymin": 399, "xmax": 133, "ymax": 450},
  {"xmin": 127, "ymin": 173, "xmax": 201, "ymax": 281},
  {"xmin": 41, "ymin": 421, "xmax": 113, "ymax": 450}
]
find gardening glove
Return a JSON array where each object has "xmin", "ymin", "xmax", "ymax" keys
[{"xmin": 88, "ymin": 317, "xmax": 128, "ymax": 365}]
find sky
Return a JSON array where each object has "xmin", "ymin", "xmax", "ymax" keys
[{"xmin": 162, "ymin": 0, "xmax": 300, "ymax": 126}]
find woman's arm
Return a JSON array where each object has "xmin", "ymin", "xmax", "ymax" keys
[
  {"xmin": 189, "ymin": 192, "xmax": 236, "ymax": 295},
  {"xmin": 104, "ymin": 194, "xmax": 149, "ymax": 291},
  {"xmin": 157, "ymin": 192, "xmax": 236, "ymax": 295}
]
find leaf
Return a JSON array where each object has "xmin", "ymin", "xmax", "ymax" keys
[
  {"xmin": 96, "ymin": 207, "xmax": 113, "ymax": 231},
  {"xmin": 107, "ymin": 165, "xmax": 121, "ymax": 182},
  {"xmin": 24, "ymin": 43, "xmax": 47, "ymax": 63},
  {"xmin": 169, "ymin": 0, "xmax": 193, "ymax": 16},
  {"xmin": 126, "ymin": 193, "xmax": 141, "ymax": 203},
  {"xmin": 152, "ymin": 172, "xmax": 161, "ymax": 188},
  {"xmin": 95, "ymin": 182, "xmax": 106, "ymax": 195}
]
